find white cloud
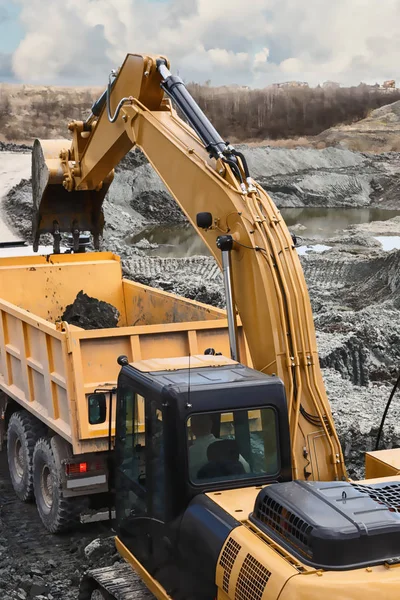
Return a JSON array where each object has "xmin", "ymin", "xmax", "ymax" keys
[
  {"xmin": 280, "ymin": 58, "xmax": 304, "ymax": 74},
  {"xmin": 254, "ymin": 48, "xmax": 270, "ymax": 67},
  {"xmin": 9, "ymin": 0, "xmax": 400, "ymax": 86}
]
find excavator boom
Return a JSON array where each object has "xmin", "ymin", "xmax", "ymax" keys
[{"xmin": 32, "ymin": 53, "xmax": 346, "ymax": 482}]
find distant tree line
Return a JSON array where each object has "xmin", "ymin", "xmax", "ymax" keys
[
  {"xmin": 1, "ymin": 83, "xmax": 400, "ymax": 143},
  {"xmin": 187, "ymin": 83, "xmax": 400, "ymax": 141}
]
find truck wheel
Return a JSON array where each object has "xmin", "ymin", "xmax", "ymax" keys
[
  {"xmin": 33, "ymin": 437, "xmax": 83, "ymax": 533},
  {"xmin": 7, "ymin": 410, "xmax": 45, "ymax": 502}
]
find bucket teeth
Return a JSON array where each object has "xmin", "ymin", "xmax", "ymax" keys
[
  {"xmin": 32, "ymin": 139, "xmax": 112, "ymax": 253},
  {"xmin": 53, "ymin": 222, "xmax": 61, "ymax": 255}
]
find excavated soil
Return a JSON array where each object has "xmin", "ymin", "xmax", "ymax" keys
[{"xmin": 61, "ymin": 291, "xmax": 120, "ymax": 330}]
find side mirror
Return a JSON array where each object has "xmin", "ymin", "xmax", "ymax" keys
[{"xmin": 88, "ymin": 393, "xmax": 107, "ymax": 424}]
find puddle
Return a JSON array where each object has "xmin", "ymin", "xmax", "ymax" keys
[
  {"xmin": 297, "ymin": 244, "xmax": 332, "ymax": 256},
  {"xmin": 128, "ymin": 208, "xmax": 397, "ymax": 258},
  {"xmin": 282, "ymin": 208, "xmax": 400, "ymax": 239},
  {"xmin": 375, "ymin": 236, "xmax": 400, "ymax": 251},
  {"xmin": 128, "ymin": 224, "xmax": 211, "ymax": 258}
]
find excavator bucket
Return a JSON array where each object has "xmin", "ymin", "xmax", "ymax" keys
[{"xmin": 32, "ymin": 139, "xmax": 112, "ymax": 252}]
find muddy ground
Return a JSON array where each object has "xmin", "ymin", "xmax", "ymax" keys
[
  {"xmin": 0, "ymin": 449, "xmax": 118, "ymax": 600},
  {"xmin": 1, "ymin": 143, "xmax": 400, "ymax": 597}
]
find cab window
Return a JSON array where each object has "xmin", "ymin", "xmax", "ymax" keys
[
  {"xmin": 187, "ymin": 408, "xmax": 278, "ymax": 484},
  {"xmin": 119, "ymin": 389, "xmax": 146, "ymax": 485}
]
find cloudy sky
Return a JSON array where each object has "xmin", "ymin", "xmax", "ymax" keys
[{"xmin": 1, "ymin": 0, "xmax": 399, "ymax": 87}]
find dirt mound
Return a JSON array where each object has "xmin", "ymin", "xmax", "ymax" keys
[
  {"xmin": 303, "ymin": 249, "xmax": 400, "ymax": 310},
  {"xmin": 61, "ymin": 291, "xmax": 119, "ymax": 330},
  {"xmin": 316, "ymin": 99, "xmax": 400, "ymax": 152},
  {"xmin": 4, "ymin": 178, "xmax": 34, "ymax": 240}
]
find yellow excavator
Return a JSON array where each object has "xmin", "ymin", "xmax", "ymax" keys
[{"xmin": 32, "ymin": 53, "xmax": 400, "ymax": 600}]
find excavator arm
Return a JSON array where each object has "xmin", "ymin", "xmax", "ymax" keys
[{"xmin": 32, "ymin": 52, "xmax": 346, "ymax": 482}]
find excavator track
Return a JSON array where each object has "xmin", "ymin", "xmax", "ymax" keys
[{"xmin": 78, "ymin": 563, "xmax": 155, "ymax": 600}]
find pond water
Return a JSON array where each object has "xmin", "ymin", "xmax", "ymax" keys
[
  {"xmin": 128, "ymin": 208, "xmax": 400, "ymax": 258},
  {"xmin": 282, "ymin": 207, "xmax": 400, "ymax": 239},
  {"xmin": 375, "ymin": 236, "xmax": 400, "ymax": 251}
]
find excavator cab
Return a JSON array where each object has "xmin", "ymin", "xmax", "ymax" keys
[{"xmin": 113, "ymin": 355, "xmax": 291, "ymax": 599}]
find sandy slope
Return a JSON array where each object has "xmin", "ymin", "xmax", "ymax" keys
[
  {"xmin": 317, "ymin": 99, "xmax": 400, "ymax": 151},
  {"xmin": 0, "ymin": 152, "xmax": 31, "ymax": 242}
]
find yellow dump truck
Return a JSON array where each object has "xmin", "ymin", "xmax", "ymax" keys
[{"xmin": 0, "ymin": 250, "xmax": 248, "ymax": 531}]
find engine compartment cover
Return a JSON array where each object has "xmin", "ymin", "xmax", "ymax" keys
[{"xmin": 250, "ymin": 480, "xmax": 400, "ymax": 570}]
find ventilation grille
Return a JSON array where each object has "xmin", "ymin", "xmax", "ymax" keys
[
  {"xmin": 235, "ymin": 553, "xmax": 271, "ymax": 600},
  {"xmin": 255, "ymin": 495, "xmax": 313, "ymax": 558},
  {"xmin": 219, "ymin": 537, "xmax": 241, "ymax": 593},
  {"xmin": 352, "ymin": 482, "xmax": 400, "ymax": 512}
]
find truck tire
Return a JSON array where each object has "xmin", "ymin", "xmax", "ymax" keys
[
  {"xmin": 33, "ymin": 437, "xmax": 83, "ymax": 533},
  {"xmin": 7, "ymin": 410, "xmax": 46, "ymax": 502}
]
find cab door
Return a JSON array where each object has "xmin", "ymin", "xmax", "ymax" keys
[{"xmin": 114, "ymin": 377, "xmax": 167, "ymax": 569}]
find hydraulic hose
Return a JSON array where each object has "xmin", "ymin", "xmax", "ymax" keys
[
  {"xmin": 106, "ymin": 71, "xmax": 133, "ymax": 123},
  {"xmin": 230, "ymin": 149, "xmax": 250, "ymax": 179},
  {"xmin": 222, "ymin": 157, "xmax": 244, "ymax": 187}
]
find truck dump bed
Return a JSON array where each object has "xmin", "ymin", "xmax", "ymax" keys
[{"xmin": 0, "ymin": 252, "xmax": 249, "ymax": 453}]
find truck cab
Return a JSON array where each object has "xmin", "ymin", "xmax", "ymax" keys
[{"xmin": 113, "ymin": 354, "xmax": 291, "ymax": 599}]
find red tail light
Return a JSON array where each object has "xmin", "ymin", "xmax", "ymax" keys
[
  {"xmin": 66, "ymin": 462, "xmax": 88, "ymax": 475},
  {"xmin": 65, "ymin": 459, "xmax": 104, "ymax": 476}
]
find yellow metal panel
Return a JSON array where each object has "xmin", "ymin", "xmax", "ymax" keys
[
  {"xmin": 132, "ymin": 354, "xmax": 237, "ymax": 373},
  {"xmin": 123, "ymin": 279, "xmax": 226, "ymax": 326},
  {"xmin": 207, "ymin": 487, "xmax": 262, "ymax": 522},
  {"xmin": 365, "ymin": 449, "xmax": 400, "ymax": 479},
  {"xmin": 0, "ymin": 314, "xmax": 72, "ymax": 440},
  {"xmin": 279, "ymin": 563, "xmax": 400, "ymax": 600},
  {"xmin": 216, "ymin": 505, "xmax": 400, "ymax": 600},
  {"xmin": 216, "ymin": 525, "xmax": 298, "ymax": 600}
]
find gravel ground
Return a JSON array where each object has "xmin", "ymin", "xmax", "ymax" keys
[{"xmin": 0, "ymin": 450, "xmax": 117, "ymax": 599}]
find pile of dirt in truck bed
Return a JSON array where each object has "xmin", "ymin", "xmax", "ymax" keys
[{"xmin": 61, "ymin": 291, "xmax": 120, "ymax": 330}]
